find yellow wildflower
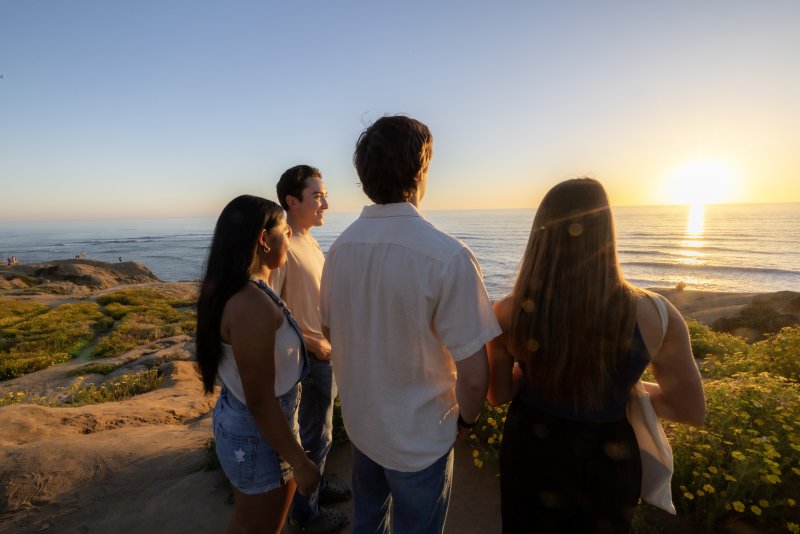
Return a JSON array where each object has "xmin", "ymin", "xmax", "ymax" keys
[
  {"xmin": 473, "ymin": 458, "xmax": 484, "ymax": 469},
  {"xmin": 703, "ymin": 484, "xmax": 715, "ymax": 494},
  {"xmin": 787, "ymin": 522, "xmax": 800, "ymax": 534},
  {"xmin": 724, "ymin": 474, "xmax": 737, "ymax": 482},
  {"xmin": 472, "ymin": 450, "xmax": 479, "ymax": 458},
  {"xmin": 487, "ymin": 418, "xmax": 497, "ymax": 427},
  {"xmin": 759, "ymin": 499, "xmax": 769, "ymax": 508},
  {"xmin": 792, "ymin": 467, "xmax": 800, "ymax": 476},
  {"xmin": 487, "ymin": 437, "xmax": 495, "ymax": 445},
  {"xmin": 732, "ymin": 501, "xmax": 745, "ymax": 512},
  {"xmin": 683, "ymin": 492, "xmax": 694, "ymax": 500},
  {"xmin": 788, "ymin": 498, "xmax": 796, "ymax": 507},
  {"xmin": 762, "ymin": 473, "xmax": 781, "ymax": 485},
  {"xmin": 731, "ymin": 451, "xmax": 746, "ymax": 460},
  {"xmin": 708, "ymin": 466, "xmax": 718, "ymax": 474},
  {"xmin": 751, "ymin": 505, "xmax": 762, "ymax": 516}
]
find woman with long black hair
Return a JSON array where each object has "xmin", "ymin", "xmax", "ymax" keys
[{"xmin": 196, "ymin": 195, "xmax": 320, "ymax": 533}]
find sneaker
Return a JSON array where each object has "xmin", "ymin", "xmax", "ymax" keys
[
  {"xmin": 318, "ymin": 481, "xmax": 352, "ymax": 505},
  {"xmin": 288, "ymin": 508, "xmax": 348, "ymax": 534}
]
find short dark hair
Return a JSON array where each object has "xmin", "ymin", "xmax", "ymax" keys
[
  {"xmin": 276, "ymin": 165, "xmax": 322, "ymax": 210},
  {"xmin": 353, "ymin": 115, "xmax": 433, "ymax": 204}
]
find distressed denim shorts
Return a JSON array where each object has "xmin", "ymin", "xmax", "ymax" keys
[{"xmin": 213, "ymin": 385, "xmax": 300, "ymax": 494}]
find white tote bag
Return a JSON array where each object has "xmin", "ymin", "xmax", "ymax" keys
[{"xmin": 626, "ymin": 292, "xmax": 676, "ymax": 514}]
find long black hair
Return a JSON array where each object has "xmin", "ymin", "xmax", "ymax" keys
[{"xmin": 196, "ymin": 195, "xmax": 284, "ymax": 393}]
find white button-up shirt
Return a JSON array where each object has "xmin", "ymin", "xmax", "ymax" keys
[{"xmin": 321, "ymin": 202, "xmax": 501, "ymax": 471}]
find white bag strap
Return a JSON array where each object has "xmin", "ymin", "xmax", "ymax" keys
[{"xmin": 646, "ymin": 291, "xmax": 669, "ymax": 342}]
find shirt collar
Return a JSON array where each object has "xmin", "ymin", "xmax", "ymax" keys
[{"xmin": 359, "ymin": 202, "xmax": 422, "ymax": 219}]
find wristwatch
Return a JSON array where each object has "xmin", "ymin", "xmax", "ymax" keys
[{"xmin": 457, "ymin": 414, "xmax": 478, "ymax": 429}]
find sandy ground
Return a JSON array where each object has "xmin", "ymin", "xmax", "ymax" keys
[{"xmin": 1, "ymin": 273, "xmax": 798, "ymax": 533}]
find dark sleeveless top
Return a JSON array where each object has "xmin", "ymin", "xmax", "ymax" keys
[{"xmin": 516, "ymin": 324, "xmax": 651, "ymax": 422}]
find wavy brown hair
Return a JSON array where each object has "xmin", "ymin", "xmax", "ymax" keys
[
  {"xmin": 508, "ymin": 178, "xmax": 641, "ymax": 412},
  {"xmin": 353, "ymin": 115, "xmax": 433, "ymax": 204}
]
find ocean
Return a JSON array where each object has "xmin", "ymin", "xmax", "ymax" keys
[{"xmin": 2, "ymin": 204, "xmax": 799, "ymax": 300}]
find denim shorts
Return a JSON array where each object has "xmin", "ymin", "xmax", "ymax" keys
[{"xmin": 213, "ymin": 386, "xmax": 300, "ymax": 494}]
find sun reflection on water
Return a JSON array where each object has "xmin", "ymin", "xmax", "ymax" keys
[
  {"xmin": 686, "ymin": 203, "xmax": 704, "ymax": 236},
  {"xmin": 679, "ymin": 204, "xmax": 706, "ymax": 265}
]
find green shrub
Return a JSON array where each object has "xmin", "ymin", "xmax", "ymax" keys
[
  {"xmin": 688, "ymin": 319, "xmax": 749, "ymax": 359},
  {"xmin": 701, "ymin": 325, "xmax": 800, "ymax": 382},
  {"xmin": 667, "ymin": 372, "xmax": 800, "ymax": 531},
  {"xmin": 332, "ymin": 396, "xmax": 348, "ymax": 445}
]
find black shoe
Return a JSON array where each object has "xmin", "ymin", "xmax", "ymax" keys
[
  {"xmin": 288, "ymin": 508, "xmax": 348, "ymax": 534},
  {"xmin": 318, "ymin": 481, "xmax": 352, "ymax": 505}
]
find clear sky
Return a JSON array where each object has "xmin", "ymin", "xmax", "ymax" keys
[{"xmin": 1, "ymin": 1, "xmax": 799, "ymax": 221}]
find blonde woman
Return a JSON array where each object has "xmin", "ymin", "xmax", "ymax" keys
[{"xmin": 488, "ymin": 178, "xmax": 705, "ymax": 533}]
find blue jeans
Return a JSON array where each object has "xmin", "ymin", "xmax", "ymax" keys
[
  {"xmin": 212, "ymin": 386, "xmax": 300, "ymax": 494},
  {"xmin": 351, "ymin": 445, "xmax": 454, "ymax": 534},
  {"xmin": 290, "ymin": 355, "xmax": 337, "ymax": 522}
]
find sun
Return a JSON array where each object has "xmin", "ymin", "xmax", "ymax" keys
[{"xmin": 662, "ymin": 159, "xmax": 741, "ymax": 206}]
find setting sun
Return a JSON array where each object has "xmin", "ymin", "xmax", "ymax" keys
[{"xmin": 662, "ymin": 159, "xmax": 742, "ymax": 206}]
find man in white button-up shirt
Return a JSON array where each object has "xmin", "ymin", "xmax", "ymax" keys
[{"xmin": 320, "ymin": 115, "xmax": 501, "ymax": 533}]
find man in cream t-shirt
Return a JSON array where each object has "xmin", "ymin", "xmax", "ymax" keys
[{"xmin": 270, "ymin": 165, "xmax": 349, "ymax": 533}]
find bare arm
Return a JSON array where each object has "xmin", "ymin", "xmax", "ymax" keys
[
  {"xmin": 225, "ymin": 287, "xmax": 320, "ymax": 495},
  {"xmin": 455, "ymin": 347, "xmax": 489, "ymax": 426},
  {"xmin": 487, "ymin": 299, "xmax": 522, "ymax": 406},
  {"xmin": 642, "ymin": 298, "xmax": 706, "ymax": 426}
]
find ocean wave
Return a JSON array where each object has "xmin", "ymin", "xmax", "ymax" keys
[{"xmin": 622, "ymin": 261, "xmax": 800, "ymax": 277}]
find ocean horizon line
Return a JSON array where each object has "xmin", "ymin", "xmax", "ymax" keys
[{"xmin": 2, "ymin": 201, "xmax": 799, "ymax": 225}]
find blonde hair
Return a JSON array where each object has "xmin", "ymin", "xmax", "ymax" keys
[{"xmin": 508, "ymin": 178, "xmax": 641, "ymax": 412}]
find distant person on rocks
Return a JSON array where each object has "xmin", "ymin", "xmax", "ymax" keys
[
  {"xmin": 119, "ymin": 257, "xmax": 123, "ymax": 262},
  {"xmin": 487, "ymin": 178, "xmax": 706, "ymax": 532},
  {"xmin": 79, "ymin": 249, "xmax": 86, "ymax": 259},
  {"xmin": 196, "ymin": 195, "xmax": 320, "ymax": 533},
  {"xmin": 270, "ymin": 165, "xmax": 350, "ymax": 533},
  {"xmin": 320, "ymin": 115, "xmax": 500, "ymax": 533}
]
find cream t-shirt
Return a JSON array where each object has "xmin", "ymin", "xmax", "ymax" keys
[
  {"xmin": 320, "ymin": 202, "xmax": 501, "ymax": 472},
  {"xmin": 269, "ymin": 233, "xmax": 326, "ymax": 349}
]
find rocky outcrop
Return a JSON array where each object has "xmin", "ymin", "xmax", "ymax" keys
[{"xmin": 0, "ymin": 260, "xmax": 160, "ymax": 294}]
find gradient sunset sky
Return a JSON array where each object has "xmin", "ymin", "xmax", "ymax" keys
[{"xmin": 1, "ymin": 1, "xmax": 798, "ymax": 220}]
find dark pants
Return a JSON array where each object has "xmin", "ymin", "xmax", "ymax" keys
[
  {"xmin": 499, "ymin": 399, "xmax": 641, "ymax": 534},
  {"xmin": 290, "ymin": 355, "xmax": 336, "ymax": 522}
]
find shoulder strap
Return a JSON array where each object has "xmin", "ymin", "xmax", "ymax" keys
[{"xmin": 645, "ymin": 291, "xmax": 669, "ymax": 342}]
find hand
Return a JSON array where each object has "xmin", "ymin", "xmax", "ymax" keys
[
  {"xmin": 308, "ymin": 337, "xmax": 332, "ymax": 361},
  {"xmin": 293, "ymin": 457, "xmax": 321, "ymax": 496}
]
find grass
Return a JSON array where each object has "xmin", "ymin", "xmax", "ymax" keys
[
  {"xmin": 0, "ymin": 368, "xmax": 164, "ymax": 407},
  {"xmin": 466, "ymin": 323, "xmax": 800, "ymax": 532},
  {"xmin": 60, "ymin": 369, "xmax": 165, "ymax": 405},
  {"xmin": 91, "ymin": 307, "xmax": 196, "ymax": 358},
  {"xmin": 91, "ymin": 288, "xmax": 196, "ymax": 358},
  {"xmin": 0, "ymin": 302, "xmax": 111, "ymax": 380},
  {"xmin": 0, "ymin": 298, "xmax": 48, "ymax": 328},
  {"xmin": 0, "ymin": 288, "xmax": 197, "ymax": 380},
  {"xmin": 67, "ymin": 362, "xmax": 123, "ymax": 376}
]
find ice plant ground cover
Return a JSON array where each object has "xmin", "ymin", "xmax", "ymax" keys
[{"xmin": 468, "ymin": 321, "xmax": 800, "ymax": 532}]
